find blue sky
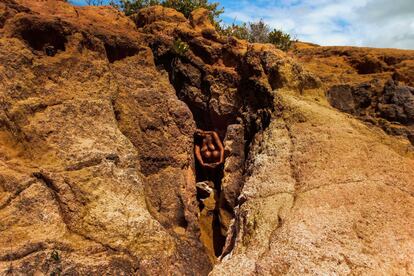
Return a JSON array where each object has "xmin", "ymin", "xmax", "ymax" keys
[{"xmin": 71, "ymin": 0, "xmax": 414, "ymax": 49}]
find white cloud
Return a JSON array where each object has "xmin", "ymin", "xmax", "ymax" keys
[{"xmin": 221, "ymin": 0, "xmax": 414, "ymax": 49}]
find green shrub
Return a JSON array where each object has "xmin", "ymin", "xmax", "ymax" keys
[
  {"xmin": 220, "ymin": 19, "xmax": 271, "ymax": 43},
  {"xmin": 110, "ymin": 0, "xmax": 223, "ymax": 25},
  {"xmin": 51, "ymin": 250, "xmax": 60, "ymax": 262},
  {"xmin": 163, "ymin": 0, "xmax": 222, "ymax": 19},
  {"xmin": 170, "ymin": 38, "xmax": 189, "ymax": 82},
  {"xmin": 109, "ymin": 0, "xmax": 160, "ymax": 16},
  {"xmin": 220, "ymin": 19, "xmax": 293, "ymax": 51},
  {"xmin": 248, "ymin": 19, "xmax": 270, "ymax": 43},
  {"xmin": 268, "ymin": 29, "xmax": 293, "ymax": 51},
  {"xmin": 172, "ymin": 38, "xmax": 189, "ymax": 56},
  {"xmin": 220, "ymin": 22, "xmax": 249, "ymax": 41}
]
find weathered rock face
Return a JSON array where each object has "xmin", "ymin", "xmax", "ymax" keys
[
  {"xmin": 327, "ymin": 80, "xmax": 414, "ymax": 143},
  {"xmin": 0, "ymin": 0, "xmax": 210, "ymax": 274},
  {"xmin": 295, "ymin": 43, "xmax": 414, "ymax": 145},
  {"xmin": 213, "ymin": 91, "xmax": 414, "ymax": 275},
  {"xmin": 293, "ymin": 43, "xmax": 414, "ymax": 87},
  {"xmin": 0, "ymin": 1, "xmax": 414, "ymax": 275},
  {"xmin": 133, "ymin": 5, "xmax": 318, "ymax": 260}
]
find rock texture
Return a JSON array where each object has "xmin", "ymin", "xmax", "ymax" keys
[
  {"xmin": 213, "ymin": 91, "xmax": 414, "ymax": 275},
  {"xmin": 294, "ymin": 43, "xmax": 414, "ymax": 145},
  {"xmin": 0, "ymin": 1, "xmax": 413, "ymax": 275},
  {"xmin": 0, "ymin": 1, "xmax": 209, "ymax": 274}
]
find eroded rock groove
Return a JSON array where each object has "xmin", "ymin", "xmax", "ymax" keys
[{"xmin": 149, "ymin": 41, "xmax": 275, "ymax": 261}]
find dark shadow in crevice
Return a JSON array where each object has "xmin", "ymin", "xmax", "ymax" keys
[
  {"xmin": 212, "ymin": 210, "xmax": 227, "ymax": 257},
  {"xmin": 195, "ymin": 162, "xmax": 226, "ymax": 257},
  {"xmin": 154, "ymin": 52, "xmax": 233, "ymax": 258},
  {"xmin": 20, "ymin": 24, "xmax": 67, "ymax": 56},
  {"xmin": 104, "ymin": 42, "xmax": 140, "ymax": 63},
  {"xmin": 238, "ymin": 79, "xmax": 274, "ymax": 166},
  {"xmin": 408, "ymin": 133, "xmax": 414, "ymax": 146}
]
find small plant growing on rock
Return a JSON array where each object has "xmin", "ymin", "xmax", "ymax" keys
[
  {"xmin": 49, "ymin": 250, "xmax": 62, "ymax": 276},
  {"xmin": 170, "ymin": 38, "xmax": 189, "ymax": 82},
  {"xmin": 51, "ymin": 250, "xmax": 60, "ymax": 262},
  {"xmin": 172, "ymin": 38, "xmax": 190, "ymax": 56}
]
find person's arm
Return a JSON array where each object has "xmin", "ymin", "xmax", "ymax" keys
[
  {"xmin": 195, "ymin": 146, "xmax": 216, "ymax": 168},
  {"xmin": 202, "ymin": 130, "xmax": 215, "ymax": 135},
  {"xmin": 212, "ymin": 131, "xmax": 225, "ymax": 164},
  {"xmin": 195, "ymin": 145, "xmax": 205, "ymax": 167}
]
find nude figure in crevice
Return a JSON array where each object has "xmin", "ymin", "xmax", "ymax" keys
[{"xmin": 194, "ymin": 129, "xmax": 224, "ymax": 170}]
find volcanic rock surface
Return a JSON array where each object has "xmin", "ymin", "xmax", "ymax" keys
[
  {"xmin": 0, "ymin": 1, "xmax": 413, "ymax": 275},
  {"xmin": 294, "ymin": 42, "xmax": 414, "ymax": 144}
]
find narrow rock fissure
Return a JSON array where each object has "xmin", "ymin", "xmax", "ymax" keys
[
  {"xmin": 152, "ymin": 53, "xmax": 235, "ymax": 260},
  {"xmin": 152, "ymin": 50, "xmax": 274, "ymax": 264},
  {"xmin": 195, "ymin": 156, "xmax": 226, "ymax": 258},
  {"xmin": 104, "ymin": 42, "xmax": 140, "ymax": 63}
]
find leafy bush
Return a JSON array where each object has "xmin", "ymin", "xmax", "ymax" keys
[
  {"xmin": 109, "ymin": 0, "xmax": 160, "ymax": 16},
  {"xmin": 268, "ymin": 29, "xmax": 292, "ymax": 51},
  {"xmin": 163, "ymin": 0, "xmax": 222, "ymax": 19},
  {"xmin": 248, "ymin": 19, "xmax": 270, "ymax": 43},
  {"xmin": 109, "ymin": 0, "xmax": 223, "ymax": 24},
  {"xmin": 51, "ymin": 250, "xmax": 60, "ymax": 262},
  {"xmin": 170, "ymin": 38, "xmax": 189, "ymax": 82},
  {"xmin": 220, "ymin": 19, "xmax": 293, "ymax": 51},
  {"xmin": 220, "ymin": 22, "xmax": 249, "ymax": 41},
  {"xmin": 172, "ymin": 38, "xmax": 189, "ymax": 56}
]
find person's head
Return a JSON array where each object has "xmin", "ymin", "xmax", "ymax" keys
[
  {"xmin": 194, "ymin": 131, "xmax": 204, "ymax": 145},
  {"xmin": 205, "ymin": 134, "xmax": 213, "ymax": 143}
]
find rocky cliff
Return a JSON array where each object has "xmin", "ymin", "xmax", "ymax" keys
[{"xmin": 0, "ymin": 1, "xmax": 413, "ymax": 275}]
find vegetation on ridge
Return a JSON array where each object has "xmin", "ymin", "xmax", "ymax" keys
[
  {"xmin": 220, "ymin": 19, "xmax": 294, "ymax": 51},
  {"xmin": 108, "ymin": 0, "xmax": 223, "ymax": 20},
  {"xmin": 84, "ymin": 0, "xmax": 294, "ymax": 51}
]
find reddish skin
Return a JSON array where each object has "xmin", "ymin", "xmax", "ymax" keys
[{"xmin": 195, "ymin": 130, "xmax": 224, "ymax": 169}]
